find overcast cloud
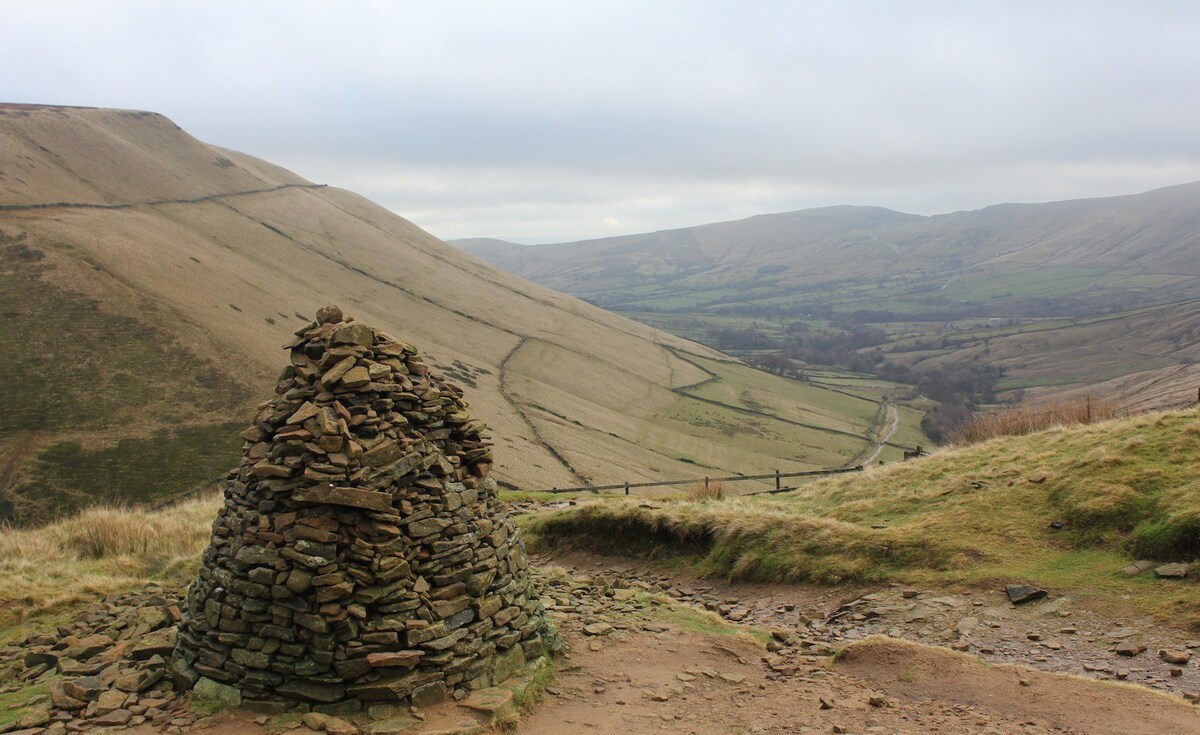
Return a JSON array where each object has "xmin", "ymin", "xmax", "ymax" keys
[{"xmin": 3, "ymin": 1, "xmax": 1200, "ymax": 242}]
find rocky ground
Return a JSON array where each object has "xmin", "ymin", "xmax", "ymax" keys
[
  {"xmin": 538, "ymin": 551, "xmax": 1200, "ymax": 697},
  {"xmin": 1, "ymin": 551, "xmax": 1199, "ymax": 734}
]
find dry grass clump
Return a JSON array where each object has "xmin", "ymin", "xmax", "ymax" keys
[
  {"xmin": 687, "ymin": 479, "xmax": 726, "ymax": 501},
  {"xmin": 955, "ymin": 397, "xmax": 1124, "ymax": 445},
  {"xmin": 0, "ymin": 493, "xmax": 219, "ymax": 630},
  {"xmin": 527, "ymin": 493, "xmax": 956, "ymax": 585}
]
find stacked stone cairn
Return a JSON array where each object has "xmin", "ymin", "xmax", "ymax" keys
[{"xmin": 172, "ymin": 306, "xmax": 550, "ymax": 713}]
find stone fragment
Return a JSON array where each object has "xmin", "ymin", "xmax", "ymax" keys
[
  {"xmin": 292, "ymin": 483, "xmax": 394, "ymax": 512},
  {"xmin": 287, "ymin": 401, "xmax": 321, "ymax": 425},
  {"xmin": 1156, "ymin": 563, "xmax": 1189, "ymax": 579},
  {"xmin": 62, "ymin": 676, "xmax": 104, "ymax": 702},
  {"xmin": 95, "ymin": 689, "xmax": 127, "ymax": 715},
  {"xmin": 193, "ymin": 677, "xmax": 243, "ymax": 709},
  {"xmin": 1004, "ymin": 584, "xmax": 1047, "ymax": 604},
  {"xmin": 362, "ymin": 716, "xmax": 422, "ymax": 734},
  {"xmin": 94, "ymin": 709, "xmax": 133, "ymax": 726},
  {"xmin": 321, "ymin": 356, "xmax": 358, "ymax": 386},
  {"xmin": 1116, "ymin": 642, "xmax": 1147, "ymax": 657},
  {"xmin": 323, "ymin": 717, "xmax": 360, "ymax": 735},
  {"xmin": 1161, "ymin": 649, "xmax": 1192, "ymax": 665},
  {"xmin": 459, "ymin": 687, "xmax": 514, "ymax": 717},
  {"xmin": 332, "ymin": 323, "xmax": 375, "ymax": 346},
  {"xmin": 367, "ymin": 651, "xmax": 423, "ymax": 669},
  {"xmin": 316, "ymin": 305, "xmax": 344, "ymax": 324},
  {"xmin": 1119, "ymin": 560, "xmax": 1156, "ymax": 576},
  {"xmin": 340, "ymin": 366, "xmax": 371, "ymax": 388},
  {"xmin": 276, "ymin": 680, "xmax": 346, "ymax": 703}
]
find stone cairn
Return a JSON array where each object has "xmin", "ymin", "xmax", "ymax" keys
[{"xmin": 172, "ymin": 306, "xmax": 550, "ymax": 712}]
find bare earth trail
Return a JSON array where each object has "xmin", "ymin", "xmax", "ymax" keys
[
  {"xmin": 520, "ymin": 617, "xmax": 1200, "ymax": 735},
  {"xmin": 539, "ymin": 550, "xmax": 1200, "ymax": 698},
  {"xmin": 861, "ymin": 403, "xmax": 899, "ymax": 466}
]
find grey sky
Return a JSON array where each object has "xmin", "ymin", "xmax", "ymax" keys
[{"xmin": 4, "ymin": 1, "xmax": 1200, "ymax": 242}]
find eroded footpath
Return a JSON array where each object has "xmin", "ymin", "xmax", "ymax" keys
[{"xmin": 2, "ymin": 557, "xmax": 1200, "ymax": 735}]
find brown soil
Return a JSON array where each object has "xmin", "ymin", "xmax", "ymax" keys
[
  {"xmin": 540, "ymin": 549, "xmax": 1200, "ymax": 696},
  {"xmin": 838, "ymin": 637, "xmax": 1200, "ymax": 735},
  {"xmin": 521, "ymin": 624, "xmax": 1200, "ymax": 735}
]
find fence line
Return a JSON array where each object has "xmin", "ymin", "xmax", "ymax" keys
[
  {"xmin": 541, "ymin": 465, "xmax": 864, "ymax": 496},
  {"xmin": 143, "ymin": 464, "xmax": 866, "ymax": 511}
]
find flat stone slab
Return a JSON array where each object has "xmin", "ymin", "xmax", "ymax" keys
[
  {"xmin": 458, "ymin": 687, "xmax": 514, "ymax": 717},
  {"xmin": 292, "ymin": 483, "xmax": 394, "ymax": 512},
  {"xmin": 1156, "ymin": 562, "xmax": 1189, "ymax": 579},
  {"xmin": 362, "ymin": 716, "xmax": 422, "ymax": 734},
  {"xmin": 1004, "ymin": 584, "xmax": 1047, "ymax": 604},
  {"xmin": 1119, "ymin": 560, "xmax": 1156, "ymax": 576}
]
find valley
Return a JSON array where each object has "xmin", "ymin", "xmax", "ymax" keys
[
  {"xmin": 458, "ymin": 186, "xmax": 1200, "ymax": 432},
  {"xmin": 0, "ymin": 105, "xmax": 922, "ymax": 524}
]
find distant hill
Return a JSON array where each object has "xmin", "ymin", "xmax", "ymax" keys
[
  {"xmin": 456, "ymin": 185, "xmax": 1200, "ymax": 309},
  {"xmin": 455, "ymin": 184, "xmax": 1200, "ymax": 410},
  {"xmin": 0, "ymin": 104, "xmax": 917, "ymax": 523}
]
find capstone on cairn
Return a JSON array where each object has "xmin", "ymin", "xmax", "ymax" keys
[{"xmin": 172, "ymin": 306, "xmax": 550, "ymax": 711}]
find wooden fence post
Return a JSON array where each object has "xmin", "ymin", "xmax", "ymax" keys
[
  {"xmin": 624, "ymin": 482, "xmax": 630, "ymax": 496},
  {"xmin": 775, "ymin": 469, "xmax": 781, "ymax": 491},
  {"xmin": 704, "ymin": 476, "xmax": 710, "ymax": 494}
]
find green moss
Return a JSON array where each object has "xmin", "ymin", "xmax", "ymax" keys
[
  {"xmin": 0, "ymin": 680, "xmax": 54, "ymax": 727},
  {"xmin": 656, "ymin": 605, "xmax": 769, "ymax": 645}
]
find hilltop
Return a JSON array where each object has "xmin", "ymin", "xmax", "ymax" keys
[
  {"xmin": 456, "ymin": 185, "xmax": 1200, "ymax": 412},
  {"xmin": 0, "ymin": 104, "xmax": 922, "ymax": 523}
]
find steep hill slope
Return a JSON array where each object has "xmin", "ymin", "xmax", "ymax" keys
[{"xmin": 0, "ymin": 104, "xmax": 916, "ymax": 523}]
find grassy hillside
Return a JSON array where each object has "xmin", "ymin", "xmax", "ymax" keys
[
  {"xmin": 0, "ymin": 104, "xmax": 923, "ymax": 522},
  {"xmin": 527, "ymin": 408, "xmax": 1200, "ymax": 620},
  {"xmin": 457, "ymin": 185, "xmax": 1200, "ymax": 412},
  {"xmin": 459, "ymin": 184, "xmax": 1200, "ymax": 314}
]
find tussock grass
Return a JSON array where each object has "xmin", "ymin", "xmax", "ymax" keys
[
  {"xmin": 0, "ymin": 493, "xmax": 218, "ymax": 632},
  {"xmin": 687, "ymin": 479, "xmax": 726, "ymax": 501},
  {"xmin": 528, "ymin": 408, "xmax": 1200, "ymax": 619},
  {"xmin": 956, "ymin": 397, "xmax": 1124, "ymax": 445}
]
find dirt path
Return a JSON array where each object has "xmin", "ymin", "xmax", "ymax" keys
[
  {"xmin": 520, "ymin": 623, "xmax": 1200, "ymax": 735},
  {"xmin": 861, "ymin": 402, "xmax": 899, "ymax": 465},
  {"xmin": 540, "ymin": 550, "xmax": 1200, "ymax": 698},
  {"xmin": 519, "ymin": 562, "xmax": 1200, "ymax": 734}
]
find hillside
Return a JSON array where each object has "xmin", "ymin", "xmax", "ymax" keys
[
  {"xmin": 0, "ymin": 104, "xmax": 922, "ymax": 523},
  {"xmin": 456, "ymin": 185, "xmax": 1200, "ymax": 410},
  {"xmin": 458, "ymin": 184, "xmax": 1200, "ymax": 310},
  {"xmin": 530, "ymin": 407, "xmax": 1200, "ymax": 614}
]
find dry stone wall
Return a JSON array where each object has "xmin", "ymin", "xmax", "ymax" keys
[{"xmin": 172, "ymin": 307, "xmax": 550, "ymax": 712}]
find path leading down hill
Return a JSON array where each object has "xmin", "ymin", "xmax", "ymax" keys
[{"xmin": 0, "ymin": 104, "xmax": 924, "ymax": 522}]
